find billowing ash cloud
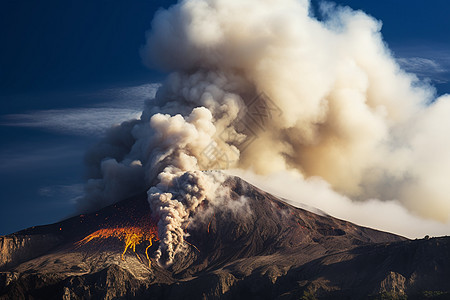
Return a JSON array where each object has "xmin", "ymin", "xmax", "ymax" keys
[{"xmin": 79, "ymin": 0, "xmax": 450, "ymax": 264}]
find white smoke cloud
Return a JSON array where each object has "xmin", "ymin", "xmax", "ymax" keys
[
  {"xmin": 79, "ymin": 0, "xmax": 450, "ymax": 263},
  {"xmin": 148, "ymin": 170, "xmax": 229, "ymax": 265}
]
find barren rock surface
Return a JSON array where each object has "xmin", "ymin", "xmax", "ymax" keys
[{"xmin": 1, "ymin": 176, "xmax": 449, "ymax": 299}]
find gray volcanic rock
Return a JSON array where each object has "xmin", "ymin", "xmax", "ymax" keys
[
  {"xmin": 0, "ymin": 234, "xmax": 63, "ymax": 270},
  {"xmin": 1, "ymin": 175, "xmax": 449, "ymax": 299}
]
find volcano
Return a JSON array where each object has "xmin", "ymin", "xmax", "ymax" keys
[{"xmin": 1, "ymin": 175, "xmax": 449, "ymax": 299}]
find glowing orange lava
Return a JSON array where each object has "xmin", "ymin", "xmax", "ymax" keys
[
  {"xmin": 76, "ymin": 226, "xmax": 159, "ymax": 267},
  {"xmin": 207, "ymin": 213, "xmax": 216, "ymax": 234}
]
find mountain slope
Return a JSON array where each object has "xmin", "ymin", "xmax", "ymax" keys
[{"xmin": 1, "ymin": 175, "xmax": 449, "ymax": 299}]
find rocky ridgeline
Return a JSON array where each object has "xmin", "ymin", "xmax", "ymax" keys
[
  {"xmin": 0, "ymin": 176, "xmax": 449, "ymax": 299},
  {"xmin": 0, "ymin": 234, "xmax": 62, "ymax": 270}
]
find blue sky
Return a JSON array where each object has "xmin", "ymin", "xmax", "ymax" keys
[{"xmin": 1, "ymin": 0, "xmax": 449, "ymax": 235}]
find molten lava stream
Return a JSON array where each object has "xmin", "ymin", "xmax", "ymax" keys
[
  {"xmin": 76, "ymin": 225, "xmax": 159, "ymax": 267},
  {"xmin": 207, "ymin": 213, "xmax": 216, "ymax": 234}
]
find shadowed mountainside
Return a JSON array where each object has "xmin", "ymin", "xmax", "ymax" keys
[{"xmin": 1, "ymin": 175, "xmax": 449, "ymax": 299}]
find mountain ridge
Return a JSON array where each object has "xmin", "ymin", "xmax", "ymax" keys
[{"xmin": 1, "ymin": 175, "xmax": 449, "ymax": 299}]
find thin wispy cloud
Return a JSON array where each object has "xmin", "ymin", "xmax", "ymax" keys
[
  {"xmin": 395, "ymin": 45, "xmax": 450, "ymax": 85},
  {"xmin": 3, "ymin": 108, "xmax": 142, "ymax": 136},
  {"xmin": 0, "ymin": 145, "xmax": 82, "ymax": 172},
  {"xmin": 38, "ymin": 184, "xmax": 84, "ymax": 206},
  {"xmin": 1, "ymin": 83, "xmax": 160, "ymax": 136},
  {"xmin": 398, "ymin": 57, "xmax": 449, "ymax": 84},
  {"xmin": 93, "ymin": 83, "xmax": 160, "ymax": 109}
]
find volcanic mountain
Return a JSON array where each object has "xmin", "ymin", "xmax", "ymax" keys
[{"xmin": 1, "ymin": 175, "xmax": 449, "ymax": 299}]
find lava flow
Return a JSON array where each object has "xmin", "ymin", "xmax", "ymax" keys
[{"xmin": 76, "ymin": 222, "xmax": 159, "ymax": 267}]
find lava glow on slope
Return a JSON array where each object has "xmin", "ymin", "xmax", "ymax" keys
[{"xmin": 75, "ymin": 215, "xmax": 159, "ymax": 267}]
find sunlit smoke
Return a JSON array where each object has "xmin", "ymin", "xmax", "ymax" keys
[{"xmin": 79, "ymin": 0, "xmax": 450, "ymax": 264}]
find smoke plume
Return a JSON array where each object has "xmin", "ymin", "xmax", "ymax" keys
[{"xmin": 79, "ymin": 0, "xmax": 450, "ymax": 263}]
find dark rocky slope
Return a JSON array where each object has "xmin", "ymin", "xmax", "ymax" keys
[{"xmin": 1, "ymin": 176, "xmax": 449, "ymax": 299}]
